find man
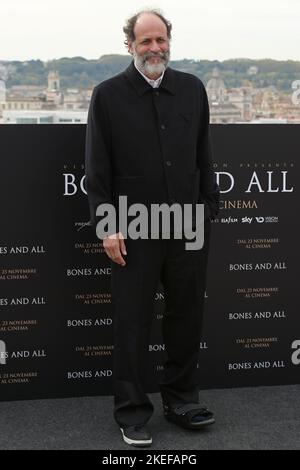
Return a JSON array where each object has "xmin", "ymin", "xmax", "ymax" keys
[{"xmin": 85, "ymin": 9, "xmax": 219, "ymax": 447}]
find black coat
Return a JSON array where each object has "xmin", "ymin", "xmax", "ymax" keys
[{"xmin": 85, "ymin": 61, "xmax": 219, "ymax": 233}]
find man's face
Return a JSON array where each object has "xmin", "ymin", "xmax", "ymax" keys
[{"xmin": 128, "ymin": 13, "xmax": 170, "ymax": 79}]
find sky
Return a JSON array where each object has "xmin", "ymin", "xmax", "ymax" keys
[{"xmin": 1, "ymin": 0, "xmax": 300, "ymax": 62}]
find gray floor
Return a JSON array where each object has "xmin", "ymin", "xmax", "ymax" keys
[{"xmin": 0, "ymin": 384, "xmax": 299, "ymax": 450}]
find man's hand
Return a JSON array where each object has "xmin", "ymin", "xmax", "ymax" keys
[{"xmin": 103, "ymin": 232, "xmax": 127, "ymax": 266}]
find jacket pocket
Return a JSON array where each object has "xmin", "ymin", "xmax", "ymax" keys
[
  {"xmin": 179, "ymin": 111, "xmax": 194, "ymax": 123},
  {"xmin": 113, "ymin": 176, "xmax": 146, "ymax": 205}
]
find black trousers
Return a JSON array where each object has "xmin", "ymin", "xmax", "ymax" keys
[{"xmin": 110, "ymin": 222, "xmax": 211, "ymax": 427}]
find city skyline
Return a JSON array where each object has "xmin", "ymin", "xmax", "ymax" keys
[
  {"xmin": 2, "ymin": 63, "xmax": 300, "ymax": 125},
  {"xmin": 1, "ymin": 0, "xmax": 300, "ymax": 62}
]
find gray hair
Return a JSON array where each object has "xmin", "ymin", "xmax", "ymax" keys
[{"xmin": 123, "ymin": 9, "xmax": 172, "ymax": 47}]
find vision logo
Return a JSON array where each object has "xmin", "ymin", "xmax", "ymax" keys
[
  {"xmin": 291, "ymin": 340, "xmax": 300, "ymax": 365},
  {"xmin": 0, "ymin": 340, "xmax": 7, "ymax": 365}
]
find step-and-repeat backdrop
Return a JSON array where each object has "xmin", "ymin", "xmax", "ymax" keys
[{"xmin": 0, "ymin": 125, "xmax": 299, "ymax": 401}]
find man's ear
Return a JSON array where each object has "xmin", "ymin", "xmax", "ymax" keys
[{"xmin": 128, "ymin": 41, "xmax": 133, "ymax": 55}]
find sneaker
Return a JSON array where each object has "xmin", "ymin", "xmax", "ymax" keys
[{"xmin": 120, "ymin": 424, "xmax": 152, "ymax": 447}]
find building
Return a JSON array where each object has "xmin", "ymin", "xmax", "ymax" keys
[
  {"xmin": 205, "ymin": 67, "xmax": 259, "ymax": 123},
  {"xmin": 227, "ymin": 87, "xmax": 253, "ymax": 121},
  {"xmin": 2, "ymin": 109, "xmax": 87, "ymax": 124},
  {"xmin": 206, "ymin": 67, "xmax": 227, "ymax": 104},
  {"xmin": 0, "ymin": 70, "xmax": 92, "ymax": 122}
]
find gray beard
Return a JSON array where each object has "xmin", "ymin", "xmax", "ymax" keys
[{"xmin": 133, "ymin": 51, "xmax": 170, "ymax": 77}]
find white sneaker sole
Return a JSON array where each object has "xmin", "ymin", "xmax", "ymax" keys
[{"xmin": 120, "ymin": 428, "xmax": 152, "ymax": 447}]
